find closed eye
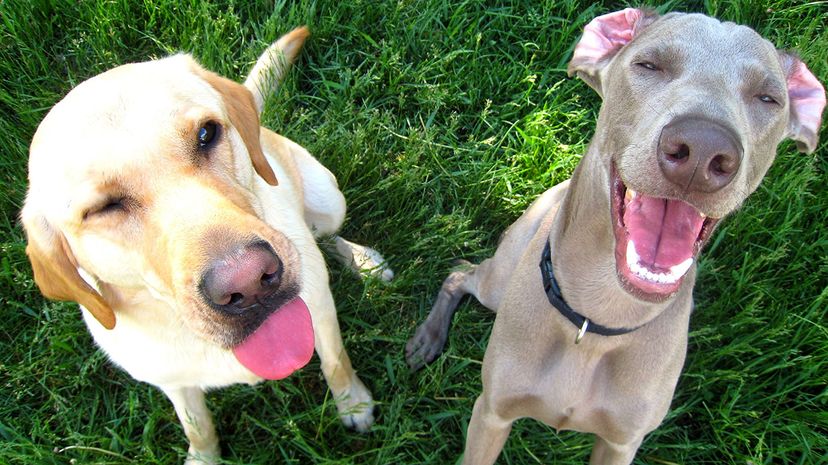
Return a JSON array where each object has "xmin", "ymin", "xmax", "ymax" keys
[
  {"xmin": 83, "ymin": 196, "xmax": 129, "ymax": 220},
  {"xmin": 757, "ymin": 94, "xmax": 780, "ymax": 105},
  {"xmin": 635, "ymin": 61, "xmax": 661, "ymax": 71}
]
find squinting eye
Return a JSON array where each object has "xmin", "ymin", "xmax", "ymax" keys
[
  {"xmin": 636, "ymin": 61, "xmax": 660, "ymax": 71},
  {"xmin": 757, "ymin": 95, "xmax": 779, "ymax": 105},
  {"xmin": 100, "ymin": 199, "xmax": 125, "ymax": 213},
  {"xmin": 198, "ymin": 122, "xmax": 218, "ymax": 148},
  {"xmin": 84, "ymin": 197, "xmax": 127, "ymax": 220}
]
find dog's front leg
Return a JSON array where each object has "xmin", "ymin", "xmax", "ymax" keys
[
  {"xmin": 589, "ymin": 435, "xmax": 644, "ymax": 465},
  {"xmin": 461, "ymin": 393, "xmax": 514, "ymax": 465},
  {"xmin": 312, "ymin": 292, "xmax": 375, "ymax": 432},
  {"xmin": 162, "ymin": 386, "xmax": 220, "ymax": 465}
]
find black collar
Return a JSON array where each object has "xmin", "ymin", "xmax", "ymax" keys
[{"xmin": 539, "ymin": 240, "xmax": 641, "ymax": 343}]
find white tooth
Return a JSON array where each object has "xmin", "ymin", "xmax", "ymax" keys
[
  {"xmin": 626, "ymin": 240, "xmax": 639, "ymax": 267},
  {"xmin": 670, "ymin": 258, "xmax": 694, "ymax": 278},
  {"xmin": 626, "ymin": 243, "xmax": 687, "ymax": 285},
  {"xmin": 631, "ymin": 262, "xmax": 643, "ymax": 276}
]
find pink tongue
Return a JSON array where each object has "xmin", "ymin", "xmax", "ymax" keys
[
  {"xmin": 624, "ymin": 194, "xmax": 704, "ymax": 269},
  {"xmin": 232, "ymin": 298, "xmax": 314, "ymax": 380}
]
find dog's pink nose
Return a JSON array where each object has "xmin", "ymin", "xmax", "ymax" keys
[
  {"xmin": 657, "ymin": 117, "xmax": 742, "ymax": 193},
  {"xmin": 200, "ymin": 242, "xmax": 282, "ymax": 313}
]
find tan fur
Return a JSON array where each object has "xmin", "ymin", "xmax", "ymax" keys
[
  {"xmin": 23, "ymin": 221, "xmax": 115, "ymax": 328},
  {"xmin": 22, "ymin": 27, "xmax": 391, "ymax": 464},
  {"xmin": 245, "ymin": 27, "xmax": 310, "ymax": 113},
  {"xmin": 407, "ymin": 12, "xmax": 824, "ymax": 465},
  {"xmin": 196, "ymin": 67, "xmax": 279, "ymax": 186}
]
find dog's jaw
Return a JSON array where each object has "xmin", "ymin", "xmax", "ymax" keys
[{"xmin": 610, "ymin": 162, "xmax": 718, "ymax": 301}]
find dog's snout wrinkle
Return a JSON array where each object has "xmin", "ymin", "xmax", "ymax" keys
[
  {"xmin": 657, "ymin": 117, "xmax": 742, "ymax": 193},
  {"xmin": 200, "ymin": 241, "xmax": 283, "ymax": 313}
]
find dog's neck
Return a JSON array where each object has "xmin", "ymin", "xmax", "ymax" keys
[{"xmin": 546, "ymin": 149, "xmax": 694, "ymax": 331}]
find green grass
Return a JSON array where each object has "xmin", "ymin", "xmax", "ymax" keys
[{"xmin": 1, "ymin": 0, "xmax": 826, "ymax": 463}]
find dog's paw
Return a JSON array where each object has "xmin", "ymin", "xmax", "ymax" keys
[
  {"xmin": 184, "ymin": 458, "xmax": 217, "ymax": 465},
  {"xmin": 361, "ymin": 247, "xmax": 394, "ymax": 282},
  {"xmin": 405, "ymin": 320, "xmax": 448, "ymax": 371},
  {"xmin": 334, "ymin": 236, "xmax": 394, "ymax": 282},
  {"xmin": 184, "ymin": 446, "xmax": 220, "ymax": 465},
  {"xmin": 335, "ymin": 379, "xmax": 375, "ymax": 433}
]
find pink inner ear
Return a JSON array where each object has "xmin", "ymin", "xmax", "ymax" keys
[
  {"xmin": 788, "ymin": 60, "xmax": 826, "ymax": 134},
  {"xmin": 572, "ymin": 8, "xmax": 646, "ymax": 65}
]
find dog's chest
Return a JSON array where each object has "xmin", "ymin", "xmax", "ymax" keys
[
  {"xmin": 82, "ymin": 295, "xmax": 262, "ymax": 389},
  {"xmin": 488, "ymin": 240, "xmax": 683, "ymax": 441},
  {"xmin": 535, "ymin": 341, "xmax": 651, "ymax": 434},
  {"xmin": 491, "ymin": 315, "xmax": 667, "ymax": 442}
]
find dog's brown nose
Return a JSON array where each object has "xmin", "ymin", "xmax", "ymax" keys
[
  {"xmin": 657, "ymin": 117, "xmax": 742, "ymax": 193},
  {"xmin": 200, "ymin": 242, "xmax": 283, "ymax": 314}
]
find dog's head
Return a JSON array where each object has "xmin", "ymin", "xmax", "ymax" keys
[
  {"xmin": 21, "ymin": 31, "xmax": 313, "ymax": 369},
  {"xmin": 568, "ymin": 9, "xmax": 825, "ymax": 301}
]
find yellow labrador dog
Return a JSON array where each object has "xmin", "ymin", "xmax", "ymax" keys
[{"xmin": 22, "ymin": 27, "xmax": 390, "ymax": 464}]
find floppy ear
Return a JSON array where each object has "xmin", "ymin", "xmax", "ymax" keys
[
  {"xmin": 779, "ymin": 52, "xmax": 825, "ymax": 154},
  {"xmin": 22, "ymin": 214, "xmax": 116, "ymax": 329},
  {"xmin": 197, "ymin": 68, "xmax": 279, "ymax": 186},
  {"xmin": 567, "ymin": 8, "xmax": 659, "ymax": 95}
]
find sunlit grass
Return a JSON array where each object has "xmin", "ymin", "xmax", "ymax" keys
[{"xmin": 1, "ymin": 0, "xmax": 825, "ymax": 463}]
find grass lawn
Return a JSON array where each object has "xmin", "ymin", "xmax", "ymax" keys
[{"xmin": 1, "ymin": 0, "xmax": 826, "ymax": 463}]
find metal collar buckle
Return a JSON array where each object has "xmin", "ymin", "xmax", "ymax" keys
[
  {"xmin": 575, "ymin": 318, "xmax": 589, "ymax": 344},
  {"xmin": 539, "ymin": 240, "xmax": 642, "ymax": 342}
]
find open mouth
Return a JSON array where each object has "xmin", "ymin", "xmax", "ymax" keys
[{"xmin": 611, "ymin": 163, "xmax": 718, "ymax": 300}]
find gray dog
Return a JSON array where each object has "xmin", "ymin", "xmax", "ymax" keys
[{"xmin": 407, "ymin": 9, "xmax": 825, "ymax": 464}]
